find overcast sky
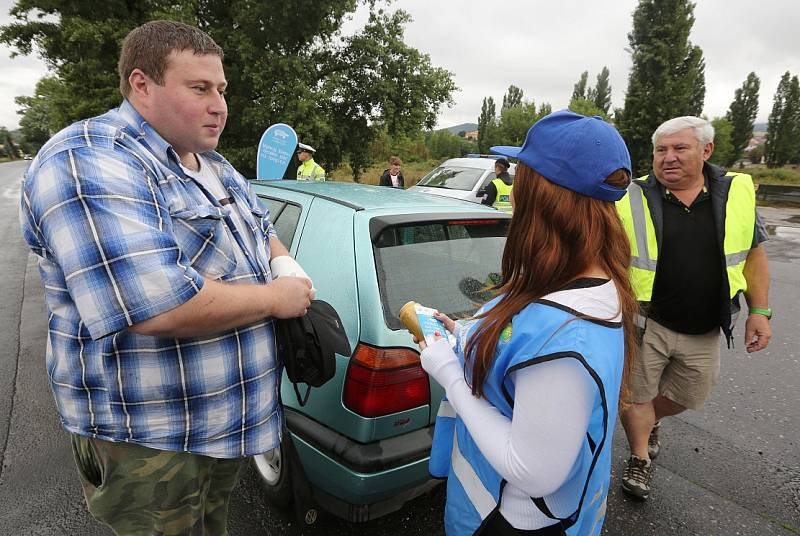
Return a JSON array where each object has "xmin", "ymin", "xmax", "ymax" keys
[{"xmin": 1, "ymin": 0, "xmax": 799, "ymax": 131}]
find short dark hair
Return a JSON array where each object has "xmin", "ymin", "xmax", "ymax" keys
[{"xmin": 118, "ymin": 20, "xmax": 223, "ymax": 97}]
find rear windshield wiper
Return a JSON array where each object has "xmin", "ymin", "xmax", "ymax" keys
[{"xmin": 422, "ymin": 184, "xmax": 453, "ymax": 189}]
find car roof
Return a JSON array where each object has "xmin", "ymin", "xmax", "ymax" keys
[
  {"xmin": 251, "ymin": 180, "xmax": 504, "ymax": 213},
  {"xmin": 435, "ymin": 157, "xmax": 516, "ymax": 170}
]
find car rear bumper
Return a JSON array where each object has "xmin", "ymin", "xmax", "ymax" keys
[{"xmin": 285, "ymin": 407, "xmax": 440, "ymax": 521}]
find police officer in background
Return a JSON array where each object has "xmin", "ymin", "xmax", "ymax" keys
[
  {"xmin": 296, "ymin": 142, "xmax": 326, "ymax": 181},
  {"xmin": 481, "ymin": 157, "xmax": 513, "ymax": 212},
  {"xmin": 617, "ymin": 116, "xmax": 771, "ymax": 501}
]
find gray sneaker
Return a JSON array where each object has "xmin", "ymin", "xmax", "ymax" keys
[
  {"xmin": 621, "ymin": 455, "xmax": 653, "ymax": 500},
  {"xmin": 648, "ymin": 421, "xmax": 662, "ymax": 460}
]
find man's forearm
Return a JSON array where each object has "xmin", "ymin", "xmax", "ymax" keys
[
  {"xmin": 128, "ymin": 279, "xmax": 278, "ymax": 338},
  {"xmin": 269, "ymin": 235, "xmax": 290, "ymax": 260},
  {"xmin": 743, "ymin": 244, "xmax": 770, "ymax": 308}
]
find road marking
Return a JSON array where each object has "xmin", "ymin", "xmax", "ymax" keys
[{"xmin": 3, "ymin": 183, "xmax": 21, "ymax": 200}]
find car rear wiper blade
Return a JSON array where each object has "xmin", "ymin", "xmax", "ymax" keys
[{"xmin": 422, "ymin": 184, "xmax": 453, "ymax": 189}]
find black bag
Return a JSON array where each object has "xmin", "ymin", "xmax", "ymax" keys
[{"xmin": 275, "ymin": 299, "xmax": 351, "ymax": 406}]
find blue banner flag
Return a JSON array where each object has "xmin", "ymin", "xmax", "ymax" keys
[{"xmin": 256, "ymin": 123, "xmax": 298, "ymax": 180}]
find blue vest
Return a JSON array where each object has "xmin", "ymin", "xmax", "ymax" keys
[{"xmin": 430, "ymin": 292, "xmax": 624, "ymax": 535}]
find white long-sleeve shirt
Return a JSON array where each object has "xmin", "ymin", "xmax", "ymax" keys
[{"xmin": 425, "ymin": 279, "xmax": 620, "ymax": 529}]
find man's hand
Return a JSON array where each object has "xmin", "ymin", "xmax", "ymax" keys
[
  {"xmin": 270, "ymin": 255, "xmax": 316, "ymax": 300},
  {"xmin": 744, "ymin": 313, "xmax": 771, "ymax": 353},
  {"xmin": 268, "ymin": 276, "xmax": 312, "ymax": 319}
]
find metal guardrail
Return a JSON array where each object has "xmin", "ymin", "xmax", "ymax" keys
[{"xmin": 755, "ymin": 184, "xmax": 800, "ymax": 206}]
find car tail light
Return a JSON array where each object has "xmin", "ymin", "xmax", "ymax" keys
[{"xmin": 343, "ymin": 343, "xmax": 430, "ymax": 417}]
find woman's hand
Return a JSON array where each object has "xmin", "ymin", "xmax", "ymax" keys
[{"xmin": 434, "ymin": 311, "xmax": 456, "ymax": 334}]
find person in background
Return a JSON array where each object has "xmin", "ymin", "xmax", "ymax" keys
[
  {"xmin": 481, "ymin": 156, "xmax": 513, "ymax": 213},
  {"xmin": 296, "ymin": 142, "xmax": 326, "ymax": 181},
  {"xmin": 617, "ymin": 116, "xmax": 771, "ymax": 501},
  {"xmin": 379, "ymin": 156, "xmax": 405, "ymax": 188},
  {"xmin": 18, "ymin": 20, "xmax": 313, "ymax": 535},
  {"xmin": 417, "ymin": 111, "xmax": 638, "ymax": 534}
]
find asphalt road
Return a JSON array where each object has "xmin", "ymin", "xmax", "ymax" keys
[{"xmin": 0, "ymin": 159, "xmax": 797, "ymax": 535}]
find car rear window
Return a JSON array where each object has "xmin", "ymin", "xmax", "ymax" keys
[
  {"xmin": 416, "ymin": 166, "xmax": 487, "ymax": 191},
  {"xmin": 373, "ymin": 219, "xmax": 509, "ymax": 329}
]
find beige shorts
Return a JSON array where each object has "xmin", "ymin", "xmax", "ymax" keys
[{"xmin": 630, "ymin": 319, "xmax": 720, "ymax": 410}]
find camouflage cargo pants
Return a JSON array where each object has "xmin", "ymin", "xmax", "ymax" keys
[{"xmin": 70, "ymin": 434, "xmax": 246, "ymax": 536}]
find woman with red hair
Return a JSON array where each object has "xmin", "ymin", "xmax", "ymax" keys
[{"xmin": 418, "ymin": 111, "xmax": 638, "ymax": 535}]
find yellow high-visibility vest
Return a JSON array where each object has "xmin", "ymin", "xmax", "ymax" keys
[
  {"xmin": 297, "ymin": 159, "xmax": 326, "ymax": 181},
  {"xmin": 615, "ymin": 173, "xmax": 755, "ymax": 302},
  {"xmin": 491, "ymin": 178, "xmax": 513, "ymax": 213}
]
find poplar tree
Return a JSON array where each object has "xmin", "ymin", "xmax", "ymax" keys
[
  {"xmin": 502, "ymin": 85, "xmax": 524, "ymax": 111},
  {"xmin": 572, "ymin": 71, "xmax": 589, "ymax": 101},
  {"xmin": 617, "ymin": 0, "xmax": 707, "ymax": 175},
  {"xmin": 708, "ymin": 117, "xmax": 733, "ymax": 167},
  {"xmin": 765, "ymin": 72, "xmax": 800, "ymax": 168},
  {"xmin": 478, "ymin": 97, "xmax": 497, "ymax": 154},
  {"xmin": 725, "ymin": 72, "xmax": 761, "ymax": 166},
  {"xmin": 591, "ymin": 67, "xmax": 612, "ymax": 114}
]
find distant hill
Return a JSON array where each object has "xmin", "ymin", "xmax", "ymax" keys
[
  {"xmin": 438, "ymin": 122, "xmax": 478, "ymax": 136},
  {"xmin": 753, "ymin": 122, "xmax": 767, "ymax": 133}
]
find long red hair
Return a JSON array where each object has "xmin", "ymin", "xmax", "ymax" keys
[{"xmin": 464, "ymin": 163, "xmax": 638, "ymax": 402}]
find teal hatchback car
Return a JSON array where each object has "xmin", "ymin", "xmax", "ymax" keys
[{"xmin": 248, "ymin": 181, "xmax": 509, "ymax": 524}]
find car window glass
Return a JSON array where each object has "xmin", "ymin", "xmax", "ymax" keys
[
  {"xmin": 373, "ymin": 219, "xmax": 509, "ymax": 329},
  {"xmin": 262, "ymin": 197, "xmax": 286, "ymax": 220},
  {"xmin": 479, "ymin": 172, "xmax": 495, "ymax": 191},
  {"xmin": 272, "ymin": 203, "xmax": 302, "ymax": 246},
  {"xmin": 259, "ymin": 195, "xmax": 303, "ymax": 246},
  {"xmin": 416, "ymin": 166, "xmax": 487, "ymax": 191}
]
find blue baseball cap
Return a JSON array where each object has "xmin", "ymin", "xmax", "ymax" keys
[{"xmin": 491, "ymin": 110, "xmax": 631, "ymax": 202}]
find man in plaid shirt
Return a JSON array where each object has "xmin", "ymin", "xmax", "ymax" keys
[{"xmin": 18, "ymin": 21, "xmax": 313, "ymax": 535}]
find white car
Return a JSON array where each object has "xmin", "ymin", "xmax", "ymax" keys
[{"xmin": 410, "ymin": 157, "xmax": 516, "ymax": 205}]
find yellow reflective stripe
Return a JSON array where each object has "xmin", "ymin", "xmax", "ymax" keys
[
  {"xmin": 451, "ymin": 431, "xmax": 496, "ymax": 519},
  {"xmin": 437, "ymin": 400, "xmax": 456, "ymax": 419},
  {"xmin": 628, "ymin": 185, "xmax": 658, "ymax": 270}
]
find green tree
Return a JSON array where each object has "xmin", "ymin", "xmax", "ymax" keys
[
  {"xmin": 0, "ymin": 2, "xmax": 155, "ymax": 126},
  {"xmin": 765, "ymin": 72, "xmax": 800, "ymax": 168},
  {"xmin": 0, "ymin": 127, "xmax": 21, "ymax": 159},
  {"xmin": 426, "ymin": 129, "xmax": 470, "ymax": 159},
  {"xmin": 1, "ymin": 2, "xmax": 456, "ymax": 180},
  {"xmin": 617, "ymin": 0, "xmax": 707, "ymax": 175},
  {"xmin": 572, "ymin": 71, "xmax": 589, "ymax": 101},
  {"xmin": 13, "ymin": 76, "xmax": 64, "ymax": 154},
  {"xmin": 683, "ymin": 46, "xmax": 706, "ymax": 116},
  {"xmin": 502, "ymin": 85, "xmax": 524, "ymax": 111},
  {"xmin": 478, "ymin": 96, "xmax": 498, "ymax": 153},
  {"xmin": 497, "ymin": 102, "xmax": 536, "ymax": 146},
  {"xmin": 568, "ymin": 98, "xmax": 610, "ymax": 121},
  {"xmin": 590, "ymin": 66, "xmax": 612, "ymax": 114},
  {"xmin": 725, "ymin": 72, "xmax": 760, "ymax": 166},
  {"xmin": 496, "ymin": 101, "xmax": 551, "ymax": 146},
  {"xmin": 708, "ymin": 117, "xmax": 733, "ymax": 167}
]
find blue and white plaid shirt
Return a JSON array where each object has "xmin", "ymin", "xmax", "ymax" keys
[{"xmin": 19, "ymin": 100, "xmax": 282, "ymax": 458}]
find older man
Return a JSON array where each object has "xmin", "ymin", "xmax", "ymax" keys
[{"xmin": 616, "ymin": 116, "xmax": 771, "ymax": 500}]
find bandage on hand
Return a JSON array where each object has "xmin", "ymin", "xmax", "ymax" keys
[{"xmin": 269, "ymin": 255, "xmax": 316, "ymax": 300}]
